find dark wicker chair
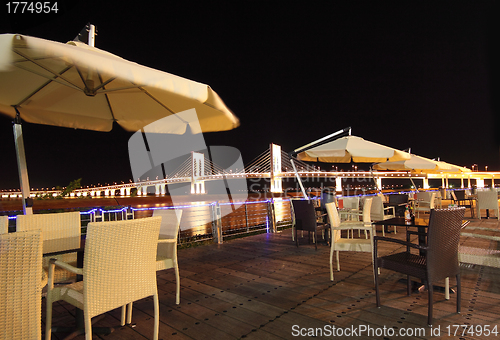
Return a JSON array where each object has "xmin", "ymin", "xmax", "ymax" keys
[
  {"xmin": 291, "ymin": 199, "xmax": 329, "ymax": 250},
  {"xmin": 451, "ymin": 190, "xmax": 475, "ymax": 218},
  {"xmin": 387, "ymin": 193, "xmax": 408, "ymax": 217},
  {"xmin": 373, "ymin": 207, "xmax": 465, "ymax": 326}
]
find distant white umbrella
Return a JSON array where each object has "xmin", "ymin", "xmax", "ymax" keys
[
  {"xmin": 373, "ymin": 154, "xmax": 470, "ymax": 173},
  {"xmin": 296, "ymin": 135, "xmax": 411, "ymax": 163},
  {"xmin": 0, "ymin": 27, "xmax": 239, "ymax": 213}
]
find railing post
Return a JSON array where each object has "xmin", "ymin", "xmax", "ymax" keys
[
  {"xmin": 245, "ymin": 204, "xmax": 249, "ymax": 232},
  {"xmin": 212, "ymin": 201, "xmax": 223, "ymax": 244},
  {"xmin": 267, "ymin": 199, "xmax": 277, "ymax": 233}
]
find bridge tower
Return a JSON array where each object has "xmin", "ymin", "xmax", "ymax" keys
[
  {"xmin": 191, "ymin": 151, "xmax": 206, "ymax": 194},
  {"xmin": 270, "ymin": 144, "xmax": 282, "ymax": 193}
]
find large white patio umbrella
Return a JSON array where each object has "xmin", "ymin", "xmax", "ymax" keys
[
  {"xmin": 289, "ymin": 128, "xmax": 411, "ymax": 197},
  {"xmin": 0, "ymin": 28, "xmax": 240, "ymax": 214}
]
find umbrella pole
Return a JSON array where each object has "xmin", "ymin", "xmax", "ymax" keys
[
  {"xmin": 370, "ymin": 166, "xmax": 382, "ymax": 193},
  {"xmin": 409, "ymin": 176, "xmax": 417, "ymax": 190},
  {"xmin": 13, "ymin": 111, "xmax": 33, "ymax": 215},
  {"xmin": 290, "ymin": 158, "xmax": 308, "ymax": 199}
]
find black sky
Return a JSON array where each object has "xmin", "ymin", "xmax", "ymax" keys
[{"xmin": 0, "ymin": 1, "xmax": 499, "ymax": 190}]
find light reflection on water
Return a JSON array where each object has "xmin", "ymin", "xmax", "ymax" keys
[{"xmin": 132, "ymin": 197, "xmax": 291, "ymax": 239}]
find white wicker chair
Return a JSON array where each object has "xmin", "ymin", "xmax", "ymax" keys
[
  {"xmin": 414, "ymin": 192, "xmax": 436, "ymax": 218},
  {"xmin": 0, "ymin": 230, "xmax": 43, "ymax": 340},
  {"xmin": 327, "ymin": 198, "xmax": 375, "ymax": 281},
  {"xmin": 16, "ymin": 211, "xmax": 81, "ymax": 284},
  {"xmin": 370, "ymin": 194, "xmax": 395, "ymax": 235},
  {"xmin": 0, "ymin": 215, "xmax": 8, "ymax": 234},
  {"xmin": 476, "ymin": 190, "xmax": 499, "ymax": 219},
  {"xmin": 122, "ymin": 209, "xmax": 182, "ymax": 326},
  {"xmin": 45, "ymin": 216, "xmax": 162, "ymax": 340}
]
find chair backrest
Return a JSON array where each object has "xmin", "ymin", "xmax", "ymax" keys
[
  {"xmin": 417, "ymin": 192, "xmax": 431, "ymax": 202},
  {"xmin": 429, "ymin": 192, "xmax": 436, "ymax": 209},
  {"xmin": 370, "ymin": 196, "xmax": 385, "ymax": 221},
  {"xmin": 153, "ymin": 209, "xmax": 182, "ymax": 239},
  {"xmin": 450, "ymin": 190, "xmax": 458, "ymax": 201},
  {"xmin": 362, "ymin": 197, "xmax": 373, "ymax": 223},
  {"xmin": 477, "ymin": 190, "xmax": 499, "ymax": 210},
  {"xmin": 291, "ymin": 199, "xmax": 317, "ymax": 231},
  {"xmin": 83, "ymin": 216, "xmax": 161, "ymax": 319},
  {"xmin": 0, "ymin": 215, "xmax": 8, "ymax": 234},
  {"xmin": 325, "ymin": 202, "xmax": 341, "ymax": 228},
  {"xmin": 320, "ymin": 190, "xmax": 336, "ymax": 212},
  {"xmin": 426, "ymin": 207, "xmax": 465, "ymax": 282},
  {"xmin": 0, "ymin": 230, "xmax": 43, "ymax": 340},
  {"xmin": 389, "ymin": 194, "xmax": 408, "ymax": 204},
  {"xmin": 455, "ymin": 190, "xmax": 467, "ymax": 200},
  {"xmin": 343, "ymin": 197, "xmax": 359, "ymax": 210},
  {"xmin": 16, "ymin": 211, "xmax": 81, "ymax": 239}
]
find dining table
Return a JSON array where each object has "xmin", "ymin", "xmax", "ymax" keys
[{"xmin": 43, "ymin": 234, "xmax": 114, "ymax": 339}]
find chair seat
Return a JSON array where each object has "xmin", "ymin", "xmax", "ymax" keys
[
  {"xmin": 377, "ymin": 252, "xmax": 427, "ymax": 278},
  {"xmin": 50, "ymin": 281, "xmax": 85, "ymax": 310},
  {"xmin": 334, "ymin": 238, "xmax": 372, "ymax": 251}
]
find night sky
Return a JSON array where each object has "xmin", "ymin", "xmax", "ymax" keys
[{"xmin": 1, "ymin": 1, "xmax": 499, "ymax": 190}]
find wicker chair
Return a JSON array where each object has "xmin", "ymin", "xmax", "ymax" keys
[
  {"xmin": 16, "ymin": 211, "xmax": 81, "ymax": 284},
  {"xmin": 0, "ymin": 230, "xmax": 43, "ymax": 340},
  {"xmin": 387, "ymin": 193, "xmax": 408, "ymax": 217},
  {"xmin": 45, "ymin": 216, "xmax": 162, "ymax": 340},
  {"xmin": 451, "ymin": 190, "xmax": 475, "ymax": 218},
  {"xmin": 0, "ymin": 215, "xmax": 8, "ymax": 234},
  {"xmin": 374, "ymin": 207, "xmax": 465, "ymax": 326},
  {"xmin": 370, "ymin": 194, "xmax": 395, "ymax": 235},
  {"xmin": 122, "ymin": 209, "xmax": 182, "ymax": 326},
  {"xmin": 339, "ymin": 196, "xmax": 361, "ymax": 221},
  {"xmin": 476, "ymin": 189, "xmax": 499, "ymax": 219},
  {"xmin": 414, "ymin": 192, "xmax": 436, "ymax": 218},
  {"xmin": 326, "ymin": 198, "xmax": 374, "ymax": 281},
  {"xmin": 291, "ymin": 199, "xmax": 329, "ymax": 250}
]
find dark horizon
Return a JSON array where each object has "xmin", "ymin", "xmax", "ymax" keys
[{"xmin": 1, "ymin": 1, "xmax": 499, "ymax": 190}]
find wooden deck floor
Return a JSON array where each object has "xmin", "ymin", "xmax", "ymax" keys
[{"xmin": 43, "ymin": 217, "xmax": 500, "ymax": 340}]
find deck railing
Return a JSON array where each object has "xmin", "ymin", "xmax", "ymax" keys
[{"xmin": 78, "ymin": 198, "xmax": 295, "ymax": 245}]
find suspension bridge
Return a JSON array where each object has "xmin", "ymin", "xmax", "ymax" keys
[{"xmin": 1, "ymin": 144, "xmax": 497, "ymax": 199}]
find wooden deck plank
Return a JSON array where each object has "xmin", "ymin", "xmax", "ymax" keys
[{"xmin": 41, "ymin": 218, "xmax": 500, "ymax": 339}]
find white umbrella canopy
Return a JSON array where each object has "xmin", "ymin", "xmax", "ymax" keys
[
  {"xmin": 373, "ymin": 154, "xmax": 471, "ymax": 173},
  {"xmin": 296, "ymin": 135, "xmax": 411, "ymax": 163},
  {"xmin": 0, "ymin": 31, "xmax": 240, "ymax": 214},
  {"xmin": 0, "ymin": 33, "xmax": 239, "ymax": 133}
]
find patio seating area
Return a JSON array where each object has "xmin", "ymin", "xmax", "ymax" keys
[{"xmin": 42, "ymin": 216, "xmax": 500, "ymax": 339}]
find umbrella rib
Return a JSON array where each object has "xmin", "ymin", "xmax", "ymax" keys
[
  {"xmin": 139, "ymin": 87, "xmax": 176, "ymax": 116},
  {"xmin": 14, "ymin": 63, "xmax": 83, "ymax": 92},
  {"xmin": 97, "ymin": 85, "xmax": 146, "ymax": 93},
  {"xmin": 13, "ymin": 65, "xmax": 84, "ymax": 107},
  {"xmin": 13, "ymin": 49, "xmax": 84, "ymax": 90},
  {"xmin": 98, "ymin": 73, "xmax": 117, "ymax": 123},
  {"xmin": 93, "ymin": 77, "xmax": 116, "ymax": 92}
]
